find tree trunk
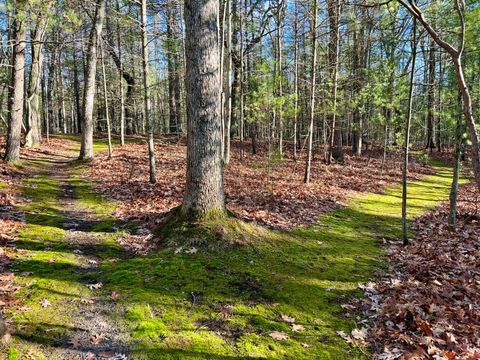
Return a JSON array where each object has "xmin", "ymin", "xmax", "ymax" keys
[
  {"xmin": 72, "ymin": 42, "xmax": 82, "ymax": 133},
  {"xmin": 327, "ymin": 0, "xmax": 343, "ymax": 163},
  {"xmin": 425, "ymin": 38, "xmax": 436, "ymax": 152},
  {"xmin": 449, "ymin": 96, "xmax": 464, "ymax": 229},
  {"xmin": 402, "ymin": 19, "xmax": 417, "ymax": 246},
  {"xmin": 4, "ymin": 5, "xmax": 26, "ymax": 162},
  {"xmin": 100, "ymin": 43, "xmax": 112, "ymax": 159},
  {"xmin": 181, "ymin": 0, "xmax": 225, "ymax": 219},
  {"xmin": 25, "ymin": 11, "xmax": 48, "ymax": 148},
  {"xmin": 224, "ymin": 0, "xmax": 233, "ymax": 164},
  {"xmin": 293, "ymin": 0, "xmax": 299, "ymax": 161},
  {"xmin": 304, "ymin": 0, "xmax": 318, "ymax": 184},
  {"xmin": 115, "ymin": 0, "xmax": 125, "ymax": 145},
  {"xmin": 166, "ymin": 1, "xmax": 182, "ymax": 134},
  {"xmin": 79, "ymin": 0, "xmax": 107, "ymax": 160},
  {"xmin": 141, "ymin": 0, "xmax": 156, "ymax": 183}
]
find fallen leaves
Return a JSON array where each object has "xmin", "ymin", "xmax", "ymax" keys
[
  {"xmin": 269, "ymin": 331, "xmax": 289, "ymax": 340},
  {"xmin": 85, "ymin": 139, "xmax": 433, "ymax": 233},
  {"xmin": 351, "ymin": 183, "xmax": 480, "ymax": 359}
]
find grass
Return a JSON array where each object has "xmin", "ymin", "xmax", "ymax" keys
[{"xmin": 1, "ymin": 138, "xmax": 463, "ymax": 360}]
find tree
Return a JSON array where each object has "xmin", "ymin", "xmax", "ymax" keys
[
  {"xmin": 402, "ymin": 18, "xmax": 418, "ymax": 245},
  {"xmin": 327, "ymin": 0, "xmax": 344, "ymax": 163},
  {"xmin": 4, "ymin": 1, "xmax": 27, "ymax": 162},
  {"xmin": 79, "ymin": 0, "xmax": 107, "ymax": 160},
  {"xmin": 181, "ymin": 0, "xmax": 225, "ymax": 219},
  {"xmin": 397, "ymin": 0, "xmax": 480, "ymax": 193},
  {"xmin": 25, "ymin": 4, "xmax": 50, "ymax": 148},
  {"xmin": 166, "ymin": 1, "xmax": 182, "ymax": 134},
  {"xmin": 304, "ymin": 0, "xmax": 318, "ymax": 184},
  {"xmin": 141, "ymin": 0, "xmax": 156, "ymax": 183}
]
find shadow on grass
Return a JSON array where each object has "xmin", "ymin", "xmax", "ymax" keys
[{"xmin": 5, "ymin": 148, "xmax": 460, "ymax": 359}]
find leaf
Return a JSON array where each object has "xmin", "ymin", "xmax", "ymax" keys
[
  {"xmin": 351, "ymin": 327, "xmax": 368, "ymax": 340},
  {"xmin": 336, "ymin": 330, "xmax": 353, "ymax": 344},
  {"xmin": 70, "ymin": 336, "xmax": 81, "ymax": 349},
  {"xmin": 292, "ymin": 324, "xmax": 305, "ymax": 332},
  {"xmin": 174, "ymin": 247, "xmax": 183, "ymax": 254},
  {"xmin": 111, "ymin": 291, "xmax": 119, "ymax": 302},
  {"xmin": 281, "ymin": 314, "xmax": 295, "ymax": 323},
  {"xmin": 185, "ymin": 247, "xmax": 198, "ymax": 254},
  {"xmin": 269, "ymin": 331, "xmax": 289, "ymax": 340},
  {"xmin": 90, "ymin": 333, "xmax": 104, "ymax": 345},
  {"xmin": 86, "ymin": 283, "xmax": 103, "ymax": 290}
]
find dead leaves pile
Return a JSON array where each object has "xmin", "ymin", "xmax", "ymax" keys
[
  {"xmin": 353, "ymin": 183, "xmax": 480, "ymax": 359},
  {"xmin": 86, "ymin": 140, "xmax": 432, "ymax": 230}
]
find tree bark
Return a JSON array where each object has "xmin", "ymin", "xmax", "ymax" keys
[
  {"xmin": 181, "ymin": 0, "xmax": 225, "ymax": 219},
  {"xmin": 4, "ymin": 4, "xmax": 26, "ymax": 162},
  {"xmin": 166, "ymin": 1, "xmax": 182, "ymax": 134},
  {"xmin": 80, "ymin": 0, "xmax": 107, "ymax": 160},
  {"xmin": 25, "ymin": 10, "xmax": 48, "ymax": 148},
  {"xmin": 402, "ymin": 19, "xmax": 417, "ymax": 246},
  {"xmin": 72, "ymin": 42, "xmax": 82, "ymax": 133},
  {"xmin": 304, "ymin": 0, "xmax": 318, "ymax": 184},
  {"xmin": 141, "ymin": 0, "xmax": 156, "ymax": 183},
  {"xmin": 327, "ymin": 0, "xmax": 344, "ymax": 163}
]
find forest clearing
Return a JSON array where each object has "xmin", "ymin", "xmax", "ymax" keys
[{"xmin": 1, "ymin": 0, "xmax": 480, "ymax": 359}]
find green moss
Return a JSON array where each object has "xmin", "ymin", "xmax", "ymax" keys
[
  {"xmin": 4, "ymin": 146, "xmax": 462, "ymax": 359},
  {"xmin": 6, "ymin": 348, "xmax": 20, "ymax": 360}
]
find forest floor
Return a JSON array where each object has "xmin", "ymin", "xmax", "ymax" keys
[{"xmin": 0, "ymin": 136, "xmax": 475, "ymax": 360}]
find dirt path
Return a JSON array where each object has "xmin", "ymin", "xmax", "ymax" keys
[{"xmin": 4, "ymin": 148, "xmax": 131, "ymax": 360}]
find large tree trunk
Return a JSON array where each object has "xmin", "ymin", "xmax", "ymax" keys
[
  {"xmin": 79, "ymin": 0, "xmax": 107, "ymax": 160},
  {"xmin": 25, "ymin": 11, "xmax": 48, "ymax": 148},
  {"xmin": 141, "ymin": 0, "xmax": 156, "ymax": 183},
  {"xmin": 4, "ymin": 5, "xmax": 26, "ymax": 162},
  {"xmin": 181, "ymin": 0, "xmax": 225, "ymax": 219}
]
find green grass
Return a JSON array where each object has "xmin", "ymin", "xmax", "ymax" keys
[{"xmin": 1, "ymin": 139, "xmax": 463, "ymax": 359}]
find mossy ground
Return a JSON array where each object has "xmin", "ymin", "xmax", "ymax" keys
[{"xmin": 1, "ymin": 138, "xmax": 462, "ymax": 359}]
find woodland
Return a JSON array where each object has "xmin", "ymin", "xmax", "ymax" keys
[{"xmin": 0, "ymin": 0, "xmax": 479, "ymax": 359}]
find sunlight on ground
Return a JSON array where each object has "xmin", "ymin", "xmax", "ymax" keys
[{"xmin": 2, "ymin": 139, "xmax": 461, "ymax": 360}]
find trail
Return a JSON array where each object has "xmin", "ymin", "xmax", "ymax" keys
[{"xmin": 5, "ymin": 146, "xmax": 130, "ymax": 360}]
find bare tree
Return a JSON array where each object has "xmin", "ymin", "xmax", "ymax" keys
[{"xmin": 397, "ymin": 0, "xmax": 480, "ymax": 193}]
